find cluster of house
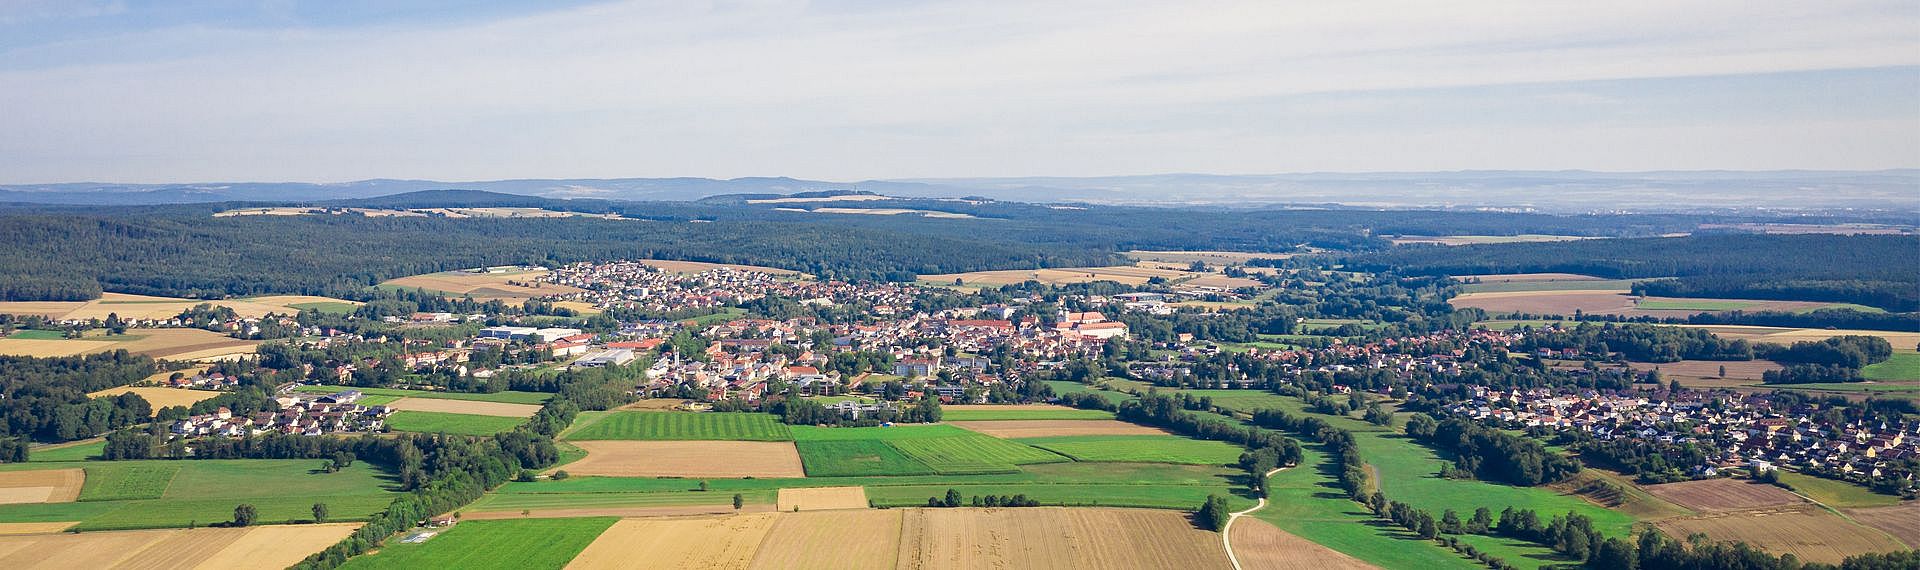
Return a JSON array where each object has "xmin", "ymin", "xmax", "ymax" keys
[
  {"xmin": 539, "ymin": 262, "xmax": 920, "ymax": 315},
  {"xmin": 169, "ymin": 390, "xmax": 392, "ymax": 438},
  {"xmin": 1447, "ymin": 386, "xmax": 1920, "ymax": 483}
]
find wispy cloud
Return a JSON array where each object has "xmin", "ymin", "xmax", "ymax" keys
[{"xmin": 0, "ymin": 0, "xmax": 1914, "ymax": 182}]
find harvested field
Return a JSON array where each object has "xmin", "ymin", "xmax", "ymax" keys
[
  {"xmin": 1388, "ymin": 234, "xmax": 1591, "ymax": 246},
  {"xmin": 1230, "ymin": 517, "xmax": 1376, "ymax": 570},
  {"xmin": 748, "ymin": 509, "xmax": 902, "ymax": 570},
  {"xmin": 922, "ymin": 265, "xmax": 1192, "ymax": 287},
  {"xmin": 385, "ymin": 397, "xmax": 540, "ymax": 418},
  {"xmin": 381, "ymin": 269, "xmax": 586, "ymax": 301},
  {"xmin": 0, "ymin": 523, "xmax": 76, "ymax": 535},
  {"xmin": 940, "ymin": 404, "xmax": 1114, "ymax": 421},
  {"xmin": 563, "ymin": 441, "xmax": 806, "ymax": 478},
  {"xmin": 776, "ymin": 487, "xmax": 868, "ymax": 512},
  {"xmin": 0, "ymin": 293, "xmax": 358, "ymax": 322},
  {"xmin": 1617, "ymin": 360, "xmax": 1782, "ymax": 389},
  {"xmin": 1185, "ymin": 274, "xmax": 1264, "ymax": 288},
  {"xmin": 896, "ymin": 507, "xmax": 1233, "ymax": 570},
  {"xmin": 567, "ymin": 514, "xmax": 778, "ymax": 570},
  {"xmin": 86, "ymin": 387, "xmax": 222, "ymax": 411},
  {"xmin": 1654, "ymin": 505, "xmax": 1906, "ymax": 564},
  {"xmin": 0, "ymin": 338, "xmax": 113, "ymax": 357},
  {"xmin": 1845, "ymin": 503, "xmax": 1920, "ymax": 547},
  {"xmin": 637, "ymin": 260, "xmax": 801, "ymax": 276},
  {"xmin": 1642, "ymin": 478, "xmax": 1803, "ymax": 512},
  {"xmin": 193, "ymin": 523, "xmax": 361, "ymax": 569},
  {"xmin": 0, "ymin": 523, "xmax": 356, "ymax": 569},
  {"xmin": 0, "ymin": 469, "xmax": 83, "ymax": 504},
  {"xmin": 950, "ymin": 419, "xmax": 1171, "ymax": 438},
  {"xmin": 113, "ymin": 329, "xmax": 259, "ymax": 360}
]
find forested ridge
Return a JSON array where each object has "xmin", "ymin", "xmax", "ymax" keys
[{"xmin": 1346, "ymin": 234, "xmax": 1920, "ymax": 311}]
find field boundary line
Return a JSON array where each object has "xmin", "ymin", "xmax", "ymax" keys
[{"xmin": 1222, "ymin": 466, "xmax": 1285, "ymax": 570}]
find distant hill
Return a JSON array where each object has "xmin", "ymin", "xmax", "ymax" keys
[{"xmin": 1, "ymin": 170, "xmax": 1915, "ymax": 214}]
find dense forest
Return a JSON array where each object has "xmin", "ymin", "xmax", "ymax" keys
[
  {"xmin": 0, "ymin": 352, "xmax": 159, "ymax": 445},
  {"xmin": 0, "ymin": 190, "xmax": 1830, "ymax": 302},
  {"xmin": 1346, "ymin": 234, "xmax": 1920, "ymax": 311}
]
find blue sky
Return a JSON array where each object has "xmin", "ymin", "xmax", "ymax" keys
[{"xmin": 0, "ymin": 0, "xmax": 1915, "ymax": 183}]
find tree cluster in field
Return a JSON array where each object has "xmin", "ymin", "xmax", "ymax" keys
[
  {"xmin": 1563, "ymin": 435, "xmax": 1714, "ymax": 484},
  {"xmin": 1195, "ymin": 494, "xmax": 1231, "ymax": 531},
  {"xmin": 0, "ymin": 352, "xmax": 158, "ymax": 449},
  {"xmin": 924, "ymin": 488, "xmax": 1041, "ymax": 508},
  {"xmin": 1405, "ymin": 414, "xmax": 1581, "ymax": 487},
  {"xmin": 769, "ymin": 392, "xmax": 943, "ymax": 426},
  {"xmin": 1116, "ymin": 392, "xmax": 1303, "ymax": 480},
  {"xmin": 1757, "ymin": 335, "xmax": 1895, "ymax": 384}
]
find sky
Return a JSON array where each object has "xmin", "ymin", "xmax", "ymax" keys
[{"xmin": 0, "ymin": 0, "xmax": 1915, "ymax": 183}]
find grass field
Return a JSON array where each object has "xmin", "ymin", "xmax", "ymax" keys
[
  {"xmin": 78, "ymin": 463, "xmax": 180, "ymax": 501},
  {"xmin": 0, "ymin": 459, "xmax": 399, "ymax": 531},
  {"xmin": 288, "ymin": 301, "xmax": 358, "ymax": 314},
  {"xmin": 1257, "ymin": 443, "xmax": 1483, "ymax": 569},
  {"xmin": 1777, "ymin": 470, "xmax": 1903, "ymax": 508},
  {"xmin": 495, "ymin": 461, "xmax": 1253, "ymax": 511},
  {"xmin": 6, "ymin": 329, "xmax": 65, "ymax": 340},
  {"xmin": 1863, "ymin": 353, "xmax": 1920, "ymax": 381},
  {"xmin": 1017, "ymin": 435, "xmax": 1244, "ymax": 465},
  {"xmin": 340, "ymin": 517, "xmax": 617, "ymax": 570},
  {"xmin": 793, "ymin": 440, "xmax": 935, "ymax": 477},
  {"xmin": 1044, "ymin": 380, "xmax": 1135, "ymax": 404},
  {"xmin": 291, "ymin": 385, "xmax": 553, "ymax": 405},
  {"xmin": 941, "ymin": 407, "xmax": 1115, "ymax": 421},
  {"xmin": 30, "ymin": 440, "xmax": 103, "ymax": 462},
  {"xmin": 386, "ymin": 411, "xmax": 524, "ymax": 435},
  {"xmin": 787, "ymin": 424, "xmax": 973, "ymax": 441},
  {"xmin": 564, "ymin": 411, "xmax": 792, "ymax": 441},
  {"xmin": 885, "ymin": 436, "xmax": 1067, "ymax": 474}
]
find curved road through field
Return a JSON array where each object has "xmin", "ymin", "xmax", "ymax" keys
[{"xmin": 1222, "ymin": 467, "xmax": 1287, "ymax": 570}]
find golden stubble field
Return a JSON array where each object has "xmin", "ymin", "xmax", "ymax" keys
[
  {"xmin": 775, "ymin": 487, "xmax": 868, "ymax": 512},
  {"xmin": 0, "ymin": 293, "xmax": 358, "ymax": 321},
  {"xmin": 382, "ymin": 269, "xmax": 586, "ymax": 302},
  {"xmin": 0, "ymin": 469, "xmax": 83, "ymax": 505},
  {"xmin": 563, "ymin": 507, "xmax": 1245, "ymax": 570},
  {"xmin": 0, "ymin": 522, "xmax": 359, "ymax": 569},
  {"xmin": 1450, "ymin": 290, "xmax": 1828, "ymax": 318},
  {"xmin": 562, "ymin": 441, "xmax": 807, "ymax": 478},
  {"xmin": 0, "ymin": 328, "xmax": 258, "ymax": 361},
  {"xmin": 1230, "ymin": 518, "xmax": 1376, "ymax": 570}
]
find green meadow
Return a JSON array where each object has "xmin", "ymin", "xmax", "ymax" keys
[
  {"xmin": 340, "ymin": 517, "xmax": 617, "ymax": 570},
  {"xmin": 387, "ymin": 411, "xmax": 525, "ymax": 436},
  {"xmin": 564, "ymin": 411, "xmax": 792, "ymax": 441}
]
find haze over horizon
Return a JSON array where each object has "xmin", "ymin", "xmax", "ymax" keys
[{"xmin": 1, "ymin": 0, "xmax": 1917, "ymax": 184}]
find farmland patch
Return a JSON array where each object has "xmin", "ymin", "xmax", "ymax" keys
[
  {"xmin": 0, "ymin": 470, "xmax": 83, "ymax": 504},
  {"xmin": 951, "ymin": 419, "xmax": 1169, "ymax": 438},
  {"xmin": 342, "ymin": 517, "xmax": 614, "ymax": 570},
  {"xmin": 1641, "ymin": 478, "xmax": 1804, "ymax": 512},
  {"xmin": 563, "ymin": 441, "xmax": 806, "ymax": 478},
  {"xmin": 1230, "ymin": 517, "xmax": 1376, "ymax": 570},
  {"xmin": 1017, "ymin": 435, "xmax": 1243, "ymax": 465},
  {"xmin": 85, "ymin": 386, "xmax": 223, "ymax": 412},
  {"xmin": 567, "ymin": 514, "xmax": 776, "ymax": 570},
  {"xmin": 386, "ymin": 411, "xmax": 524, "ymax": 435},
  {"xmin": 1653, "ymin": 505, "xmax": 1906, "ymax": 564},
  {"xmin": 564, "ymin": 412, "xmax": 792, "ymax": 442},
  {"xmin": 385, "ymin": 397, "xmax": 541, "ymax": 418},
  {"xmin": 776, "ymin": 486, "xmax": 868, "ymax": 512},
  {"xmin": 939, "ymin": 404, "xmax": 1114, "ymax": 421},
  {"xmin": 896, "ymin": 507, "xmax": 1233, "ymax": 570}
]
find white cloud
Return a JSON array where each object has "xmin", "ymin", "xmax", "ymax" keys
[{"xmin": 0, "ymin": 0, "xmax": 1915, "ymax": 182}]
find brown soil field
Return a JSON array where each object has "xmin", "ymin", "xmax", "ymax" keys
[
  {"xmin": 776, "ymin": 487, "xmax": 868, "ymax": 512},
  {"xmin": 87, "ymin": 387, "xmax": 223, "ymax": 411},
  {"xmin": 463, "ymin": 504, "xmax": 775, "ymax": 520},
  {"xmin": 748, "ymin": 509, "xmax": 903, "ymax": 570},
  {"xmin": 1642, "ymin": 479, "xmax": 1804, "ymax": 512},
  {"xmin": 923, "ymin": 265, "xmax": 1192, "ymax": 287},
  {"xmin": 1451, "ymin": 291, "xmax": 1827, "ymax": 318},
  {"xmin": 617, "ymin": 399, "xmax": 695, "ymax": 411},
  {"xmin": 1654, "ymin": 505, "xmax": 1906, "ymax": 564},
  {"xmin": 383, "ymin": 269, "xmax": 586, "ymax": 301},
  {"xmin": 385, "ymin": 397, "xmax": 541, "ymax": 418},
  {"xmin": 0, "ymin": 523, "xmax": 358, "ymax": 570},
  {"xmin": 943, "ymin": 404, "xmax": 1086, "ymax": 413},
  {"xmin": 897, "ymin": 507, "xmax": 1233, "ymax": 570},
  {"xmin": 0, "ymin": 523, "xmax": 77, "ymax": 535},
  {"xmin": 1453, "ymin": 273, "xmax": 1606, "ymax": 283},
  {"xmin": 950, "ymin": 420, "xmax": 1172, "ymax": 438},
  {"xmin": 0, "ymin": 469, "xmax": 83, "ymax": 504},
  {"xmin": 553, "ymin": 301, "xmax": 602, "ymax": 315},
  {"xmin": 1622, "ymin": 360, "xmax": 1782, "ymax": 388},
  {"xmin": 568, "ymin": 514, "xmax": 779, "ymax": 570},
  {"xmin": 5, "ymin": 329, "xmax": 261, "ymax": 361},
  {"xmin": 564, "ymin": 441, "xmax": 807, "ymax": 478},
  {"xmin": 1845, "ymin": 504, "xmax": 1920, "ymax": 547},
  {"xmin": 637, "ymin": 260, "xmax": 801, "ymax": 276},
  {"xmin": 1230, "ymin": 518, "xmax": 1376, "ymax": 570},
  {"xmin": 191, "ymin": 523, "xmax": 361, "ymax": 569}
]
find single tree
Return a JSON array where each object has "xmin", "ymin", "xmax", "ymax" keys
[
  {"xmin": 312, "ymin": 502, "xmax": 329, "ymax": 523},
  {"xmin": 233, "ymin": 504, "xmax": 257, "ymax": 527},
  {"xmin": 732, "ymin": 494, "xmax": 744, "ymax": 510}
]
